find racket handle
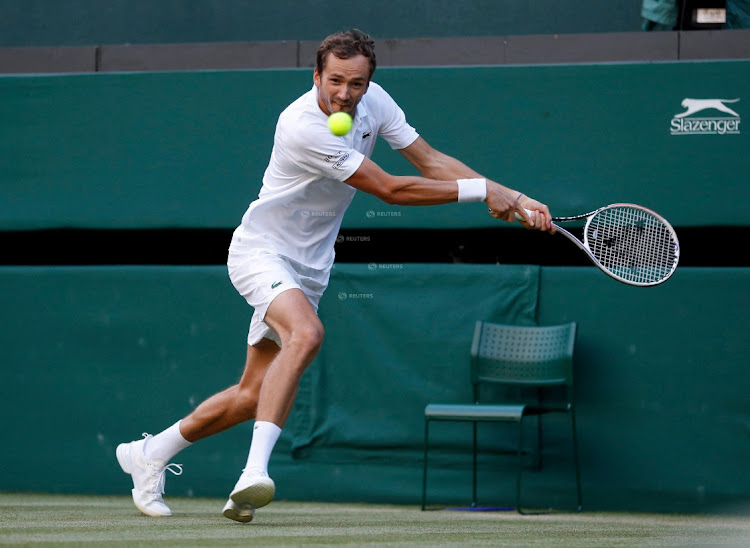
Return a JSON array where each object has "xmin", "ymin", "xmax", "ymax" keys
[{"xmin": 514, "ymin": 208, "xmax": 532, "ymax": 221}]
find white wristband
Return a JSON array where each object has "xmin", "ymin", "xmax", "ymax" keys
[{"xmin": 457, "ymin": 178, "xmax": 487, "ymax": 203}]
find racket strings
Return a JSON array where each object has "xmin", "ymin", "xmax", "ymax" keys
[{"xmin": 586, "ymin": 207, "xmax": 678, "ymax": 284}]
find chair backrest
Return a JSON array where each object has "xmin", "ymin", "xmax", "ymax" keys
[{"xmin": 470, "ymin": 321, "xmax": 577, "ymax": 388}]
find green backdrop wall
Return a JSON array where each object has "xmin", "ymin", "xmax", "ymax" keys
[
  {"xmin": 1, "ymin": 59, "xmax": 748, "ymax": 513},
  {"xmin": 1, "ymin": 60, "xmax": 748, "ymax": 231},
  {"xmin": 1, "ymin": 265, "xmax": 747, "ymax": 513}
]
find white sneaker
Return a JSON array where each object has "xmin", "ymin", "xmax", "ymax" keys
[
  {"xmin": 222, "ymin": 498, "xmax": 255, "ymax": 523},
  {"xmin": 228, "ymin": 469, "xmax": 275, "ymax": 511},
  {"xmin": 116, "ymin": 433, "xmax": 183, "ymax": 517}
]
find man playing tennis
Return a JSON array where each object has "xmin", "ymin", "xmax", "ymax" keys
[{"xmin": 116, "ymin": 29, "xmax": 554, "ymax": 522}]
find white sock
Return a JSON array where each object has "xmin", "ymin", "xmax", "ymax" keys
[
  {"xmin": 145, "ymin": 420, "xmax": 192, "ymax": 461},
  {"xmin": 244, "ymin": 421, "xmax": 282, "ymax": 475}
]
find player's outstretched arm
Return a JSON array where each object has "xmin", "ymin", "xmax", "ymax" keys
[
  {"xmin": 344, "ymin": 137, "xmax": 553, "ymax": 231},
  {"xmin": 345, "ymin": 157, "xmax": 459, "ymax": 206},
  {"xmin": 398, "ymin": 137, "xmax": 483, "ymax": 182},
  {"xmin": 401, "ymin": 137, "xmax": 552, "ymax": 230}
]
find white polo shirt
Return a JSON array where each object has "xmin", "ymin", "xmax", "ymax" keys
[{"xmin": 237, "ymin": 82, "xmax": 419, "ymax": 270}]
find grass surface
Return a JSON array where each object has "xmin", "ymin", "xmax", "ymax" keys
[{"xmin": 1, "ymin": 493, "xmax": 749, "ymax": 547}]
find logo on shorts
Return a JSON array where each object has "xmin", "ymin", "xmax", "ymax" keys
[
  {"xmin": 670, "ymin": 98, "xmax": 741, "ymax": 135},
  {"xmin": 271, "ymin": 281, "xmax": 283, "ymax": 289}
]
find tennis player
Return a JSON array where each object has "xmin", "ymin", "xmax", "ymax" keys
[{"xmin": 116, "ymin": 28, "xmax": 554, "ymax": 522}]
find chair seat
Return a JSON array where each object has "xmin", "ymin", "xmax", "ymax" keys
[{"xmin": 425, "ymin": 403, "xmax": 526, "ymax": 422}]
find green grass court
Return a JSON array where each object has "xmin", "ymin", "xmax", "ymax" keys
[{"xmin": 1, "ymin": 493, "xmax": 748, "ymax": 547}]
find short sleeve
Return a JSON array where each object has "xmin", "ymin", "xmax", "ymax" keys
[
  {"xmin": 368, "ymin": 83, "xmax": 419, "ymax": 150},
  {"xmin": 280, "ymin": 114, "xmax": 365, "ymax": 182}
]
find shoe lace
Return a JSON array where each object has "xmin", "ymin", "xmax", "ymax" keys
[
  {"xmin": 140, "ymin": 433, "xmax": 183, "ymax": 501},
  {"xmin": 144, "ymin": 461, "xmax": 183, "ymax": 501}
]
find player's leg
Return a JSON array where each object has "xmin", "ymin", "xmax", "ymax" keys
[
  {"xmin": 226, "ymin": 288, "xmax": 324, "ymax": 519},
  {"xmin": 253, "ymin": 288, "xmax": 325, "ymax": 427},
  {"xmin": 180, "ymin": 337, "xmax": 280, "ymax": 441},
  {"xmin": 116, "ymin": 338, "xmax": 280, "ymax": 518}
]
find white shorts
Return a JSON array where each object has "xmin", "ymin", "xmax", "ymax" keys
[{"xmin": 227, "ymin": 227, "xmax": 330, "ymax": 346}]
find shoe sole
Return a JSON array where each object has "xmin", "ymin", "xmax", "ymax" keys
[
  {"xmin": 130, "ymin": 489, "xmax": 172, "ymax": 517},
  {"xmin": 230, "ymin": 478, "xmax": 275, "ymax": 510},
  {"xmin": 222, "ymin": 500, "xmax": 254, "ymax": 523}
]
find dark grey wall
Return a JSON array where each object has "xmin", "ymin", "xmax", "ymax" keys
[{"xmin": 2, "ymin": 30, "xmax": 750, "ymax": 74}]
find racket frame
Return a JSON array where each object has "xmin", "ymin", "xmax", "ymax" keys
[{"xmin": 524, "ymin": 203, "xmax": 680, "ymax": 287}]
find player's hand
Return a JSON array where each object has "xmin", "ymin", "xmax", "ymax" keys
[
  {"xmin": 485, "ymin": 184, "xmax": 523, "ymax": 222},
  {"xmin": 517, "ymin": 196, "xmax": 555, "ymax": 233},
  {"xmin": 485, "ymin": 183, "xmax": 555, "ymax": 233}
]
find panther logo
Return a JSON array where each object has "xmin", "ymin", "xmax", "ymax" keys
[{"xmin": 674, "ymin": 98, "xmax": 740, "ymax": 118}]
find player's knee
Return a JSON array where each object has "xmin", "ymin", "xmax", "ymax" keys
[{"xmin": 289, "ymin": 321, "xmax": 325, "ymax": 359}]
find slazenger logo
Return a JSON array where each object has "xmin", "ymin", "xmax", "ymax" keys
[
  {"xmin": 670, "ymin": 98, "xmax": 741, "ymax": 135},
  {"xmin": 323, "ymin": 150, "xmax": 350, "ymax": 170}
]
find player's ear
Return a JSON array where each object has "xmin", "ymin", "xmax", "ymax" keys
[{"xmin": 313, "ymin": 68, "xmax": 321, "ymax": 88}]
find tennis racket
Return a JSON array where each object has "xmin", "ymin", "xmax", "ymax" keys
[{"xmin": 518, "ymin": 203, "xmax": 680, "ymax": 287}]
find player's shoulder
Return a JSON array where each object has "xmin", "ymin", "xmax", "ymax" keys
[{"xmin": 279, "ymin": 88, "xmax": 318, "ymax": 124}]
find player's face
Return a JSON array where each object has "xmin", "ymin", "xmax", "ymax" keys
[{"xmin": 314, "ymin": 53, "xmax": 370, "ymax": 117}]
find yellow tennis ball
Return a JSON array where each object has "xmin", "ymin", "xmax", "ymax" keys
[{"xmin": 327, "ymin": 111, "xmax": 353, "ymax": 136}]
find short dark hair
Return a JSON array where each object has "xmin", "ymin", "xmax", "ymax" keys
[{"xmin": 316, "ymin": 29, "xmax": 376, "ymax": 80}]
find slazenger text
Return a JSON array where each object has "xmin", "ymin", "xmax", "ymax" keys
[{"xmin": 670, "ymin": 118, "xmax": 741, "ymax": 135}]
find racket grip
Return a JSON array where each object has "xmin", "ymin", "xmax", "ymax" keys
[{"xmin": 514, "ymin": 208, "xmax": 532, "ymax": 221}]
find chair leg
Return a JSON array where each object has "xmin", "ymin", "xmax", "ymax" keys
[
  {"xmin": 422, "ymin": 419, "xmax": 430, "ymax": 511},
  {"xmin": 570, "ymin": 411, "xmax": 583, "ymax": 512},
  {"xmin": 516, "ymin": 417, "xmax": 525, "ymax": 514},
  {"xmin": 536, "ymin": 414, "xmax": 543, "ymax": 471},
  {"xmin": 536, "ymin": 389, "xmax": 543, "ymax": 471},
  {"xmin": 472, "ymin": 421, "xmax": 478, "ymax": 508}
]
